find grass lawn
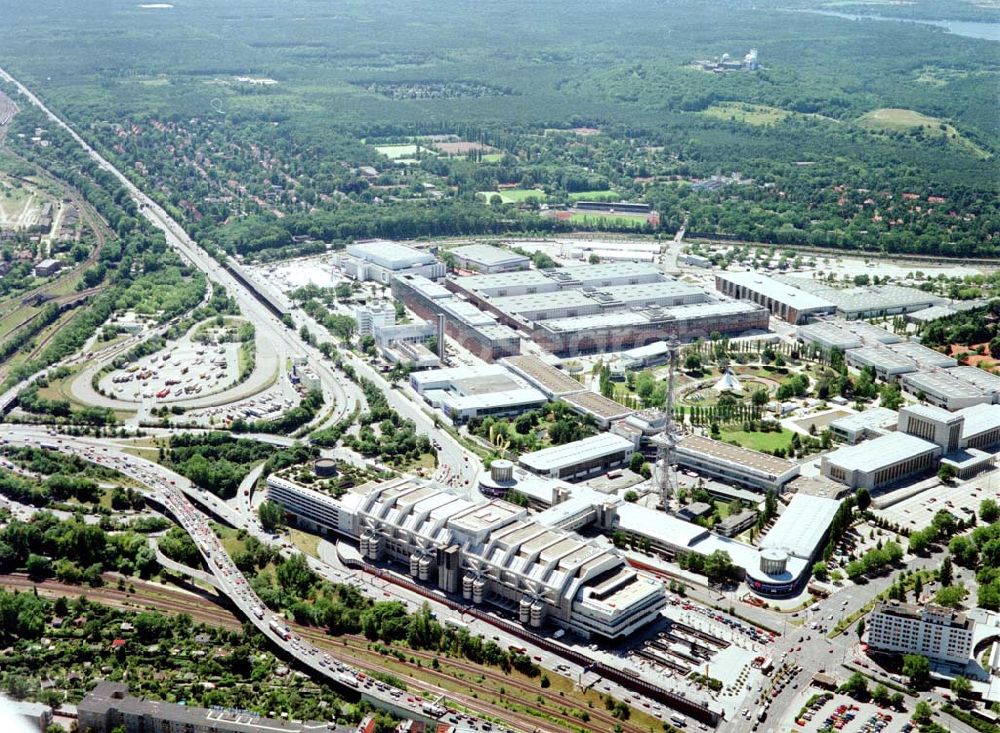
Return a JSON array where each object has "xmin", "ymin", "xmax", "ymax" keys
[
  {"xmin": 479, "ymin": 188, "xmax": 547, "ymax": 204},
  {"xmin": 212, "ymin": 523, "xmax": 248, "ymax": 558},
  {"xmin": 287, "ymin": 527, "xmax": 320, "ymax": 557},
  {"xmin": 480, "ymin": 153, "xmax": 505, "ymax": 162},
  {"xmin": 719, "ymin": 428, "xmax": 793, "ymax": 453},
  {"xmin": 702, "ymin": 102, "xmax": 791, "ymax": 126},
  {"xmin": 856, "ymin": 108, "xmax": 990, "ymax": 158}
]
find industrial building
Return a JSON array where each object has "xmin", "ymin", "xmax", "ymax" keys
[
  {"xmin": 560, "ymin": 238, "xmax": 662, "ymax": 263},
  {"xmin": 867, "ymin": 601, "xmax": 975, "ymax": 666},
  {"xmin": 532, "ymin": 301, "xmax": 769, "ymax": 357},
  {"xmin": 519, "ymin": 433, "xmax": 635, "ymax": 481},
  {"xmin": 448, "ymin": 243, "xmax": 530, "ymax": 273},
  {"xmin": 267, "ymin": 475, "xmax": 666, "ymax": 640},
  {"xmin": 674, "ymin": 435, "xmax": 800, "ymax": 492},
  {"xmin": 900, "ymin": 370, "xmax": 991, "ymax": 410},
  {"xmin": 562, "ymin": 390, "xmax": 634, "ymax": 429},
  {"xmin": 340, "ymin": 240, "xmax": 446, "ymax": 283},
  {"xmin": 715, "ymin": 271, "xmax": 836, "ymax": 324},
  {"xmin": 78, "ymin": 681, "xmax": 329, "ymax": 733},
  {"xmin": 884, "ymin": 342, "xmax": 957, "ymax": 370},
  {"xmin": 500, "ymin": 354, "xmax": 586, "ymax": 398},
  {"xmin": 821, "ymin": 431, "xmax": 941, "ymax": 490},
  {"xmin": 33, "ymin": 258, "xmax": 61, "ymax": 277},
  {"xmin": 409, "ymin": 364, "xmax": 547, "ymax": 423},
  {"xmin": 828, "ymin": 408, "xmax": 898, "ymax": 444},
  {"xmin": 449, "ymin": 261, "xmax": 665, "ymax": 300},
  {"xmin": 796, "ymin": 322, "xmax": 862, "ymax": 352},
  {"xmin": 391, "ymin": 274, "xmax": 520, "ymax": 361},
  {"xmin": 797, "ymin": 320, "xmax": 901, "ymax": 353},
  {"xmin": 718, "ymin": 271, "xmax": 946, "ymax": 323},
  {"xmin": 845, "ymin": 347, "xmax": 919, "ymax": 381},
  {"xmin": 779, "ymin": 277, "xmax": 946, "ymax": 320},
  {"xmin": 948, "ymin": 366, "xmax": 1000, "ymax": 402}
]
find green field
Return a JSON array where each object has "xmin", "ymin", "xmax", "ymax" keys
[
  {"xmin": 719, "ymin": 428, "xmax": 794, "ymax": 453},
  {"xmin": 479, "ymin": 188, "xmax": 547, "ymax": 204},
  {"xmin": 702, "ymin": 102, "xmax": 792, "ymax": 126},
  {"xmin": 857, "ymin": 108, "xmax": 990, "ymax": 158}
]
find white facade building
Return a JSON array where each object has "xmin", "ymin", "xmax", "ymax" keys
[{"xmin": 867, "ymin": 601, "xmax": 974, "ymax": 666}]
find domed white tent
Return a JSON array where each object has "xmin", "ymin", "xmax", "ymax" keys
[{"xmin": 714, "ymin": 368, "xmax": 743, "ymax": 395}]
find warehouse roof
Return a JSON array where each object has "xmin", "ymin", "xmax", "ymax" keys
[
  {"xmin": 958, "ymin": 403, "xmax": 1000, "ymax": 440},
  {"xmin": 907, "ymin": 305, "xmax": 957, "ymax": 323},
  {"xmin": 797, "ymin": 322, "xmax": 863, "ymax": 350},
  {"xmin": 948, "ymin": 366, "xmax": 1000, "ymax": 395},
  {"xmin": 778, "ymin": 277, "xmax": 945, "ymax": 315},
  {"xmin": 450, "ymin": 243, "xmax": 530, "ymax": 268},
  {"xmin": 717, "ymin": 271, "xmax": 835, "ymax": 310},
  {"xmin": 502, "ymin": 355, "xmax": 585, "ymax": 397},
  {"xmin": 829, "ymin": 407, "xmax": 898, "ymax": 434},
  {"xmin": 760, "ymin": 494, "xmax": 842, "ymax": 560},
  {"xmin": 885, "ymin": 342, "xmax": 957, "ymax": 369},
  {"xmin": 489, "ymin": 289, "xmax": 598, "ymax": 316},
  {"xmin": 346, "ymin": 239, "xmax": 436, "ymax": 269},
  {"xmin": 824, "ymin": 431, "xmax": 939, "ymax": 473},
  {"xmin": 844, "ymin": 321, "xmax": 902, "ymax": 344},
  {"xmin": 454, "ymin": 269, "xmax": 558, "ymax": 295},
  {"xmin": 562, "ymin": 390, "xmax": 634, "ymax": 421},
  {"xmin": 590, "ymin": 280, "xmax": 707, "ymax": 304},
  {"xmin": 614, "ymin": 502, "xmax": 710, "ymax": 548},
  {"xmin": 677, "ymin": 435, "xmax": 798, "ymax": 480},
  {"xmin": 846, "ymin": 346, "xmax": 919, "ymax": 373},
  {"xmin": 901, "ymin": 370, "xmax": 986, "ymax": 400},
  {"xmin": 519, "ymin": 433, "xmax": 634, "ymax": 472}
]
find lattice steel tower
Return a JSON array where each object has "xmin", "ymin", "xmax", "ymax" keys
[{"xmin": 656, "ymin": 339, "xmax": 682, "ymax": 510}]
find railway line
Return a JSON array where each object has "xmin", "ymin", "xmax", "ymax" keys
[{"xmin": 0, "ymin": 572, "xmax": 655, "ymax": 733}]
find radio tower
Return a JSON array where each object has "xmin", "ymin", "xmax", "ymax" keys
[{"xmin": 656, "ymin": 339, "xmax": 682, "ymax": 510}]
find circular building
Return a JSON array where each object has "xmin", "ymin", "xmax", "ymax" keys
[{"xmin": 314, "ymin": 458, "xmax": 338, "ymax": 477}]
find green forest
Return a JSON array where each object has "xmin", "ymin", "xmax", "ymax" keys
[{"xmin": 0, "ymin": 0, "xmax": 995, "ymax": 258}]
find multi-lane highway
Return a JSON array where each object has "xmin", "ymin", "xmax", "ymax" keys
[
  {"xmin": 0, "ymin": 425, "xmax": 482, "ymax": 728},
  {"xmin": 0, "ymin": 65, "xmax": 355, "ymax": 431}
]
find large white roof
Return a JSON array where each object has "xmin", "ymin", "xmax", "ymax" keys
[
  {"xmin": 824, "ymin": 431, "xmax": 939, "ymax": 473},
  {"xmin": 717, "ymin": 271, "xmax": 835, "ymax": 311},
  {"xmin": 520, "ymin": 433, "xmax": 633, "ymax": 472},
  {"xmin": 760, "ymin": 494, "xmax": 842, "ymax": 559}
]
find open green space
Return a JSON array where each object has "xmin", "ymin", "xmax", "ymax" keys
[
  {"xmin": 857, "ymin": 107, "xmax": 991, "ymax": 158},
  {"xmin": 479, "ymin": 188, "xmax": 547, "ymax": 204},
  {"xmin": 719, "ymin": 427, "xmax": 794, "ymax": 453},
  {"xmin": 702, "ymin": 102, "xmax": 793, "ymax": 126}
]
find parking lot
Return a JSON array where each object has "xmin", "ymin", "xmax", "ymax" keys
[
  {"xmin": 874, "ymin": 478, "xmax": 999, "ymax": 532},
  {"xmin": 782, "ymin": 691, "xmax": 916, "ymax": 733},
  {"xmin": 100, "ymin": 333, "xmax": 239, "ymax": 404}
]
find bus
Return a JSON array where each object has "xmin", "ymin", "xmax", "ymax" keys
[{"xmin": 669, "ymin": 713, "xmax": 686, "ymax": 727}]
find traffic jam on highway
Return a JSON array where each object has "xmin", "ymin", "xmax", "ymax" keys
[{"xmin": 3, "ymin": 433, "xmax": 474, "ymax": 728}]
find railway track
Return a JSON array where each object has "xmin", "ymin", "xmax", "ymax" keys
[{"xmin": 0, "ymin": 573, "xmax": 655, "ymax": 733}]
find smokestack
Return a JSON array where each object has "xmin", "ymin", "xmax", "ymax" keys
[{"xmin": 437, "ymin": 314, "xmax": 446, "ymax": 359}]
